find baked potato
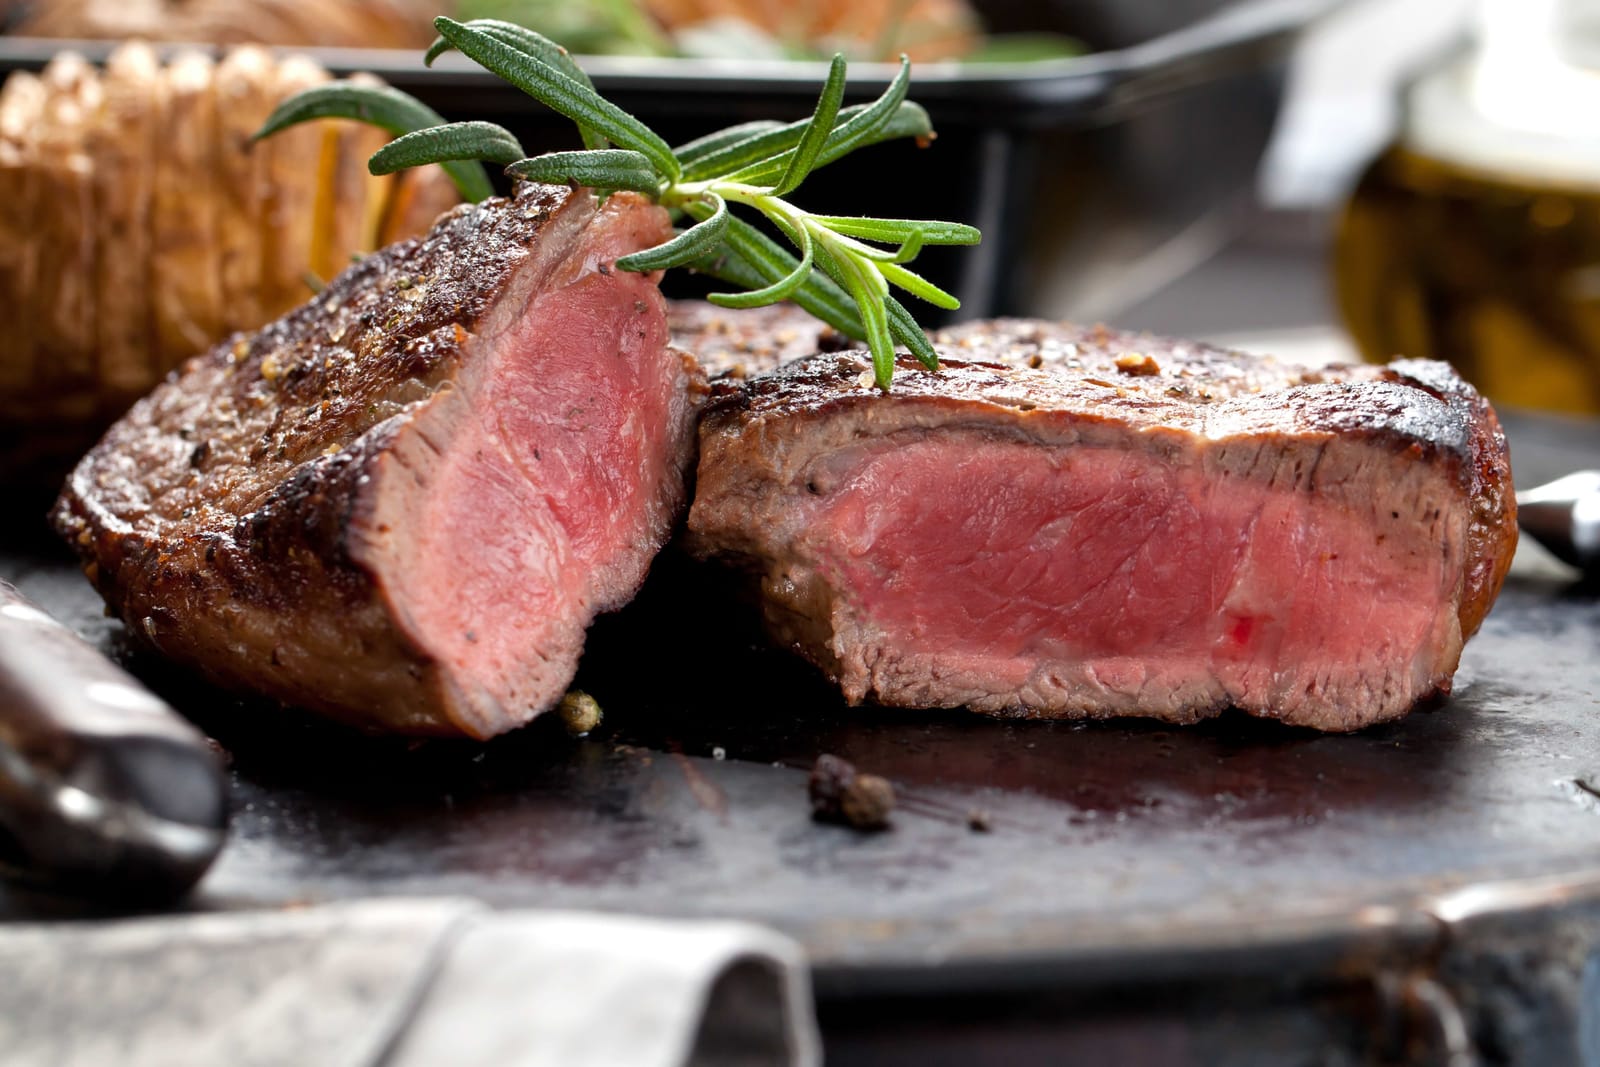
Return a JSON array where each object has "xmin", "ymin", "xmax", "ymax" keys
[{"xmin": 0, "ymin": 45, "xmax": 460, "ymax": 483}]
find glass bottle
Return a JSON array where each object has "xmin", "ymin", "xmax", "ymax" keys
[{"xmin": 1334, "ymin": 0, "xmax": 1600, "ymax": 413}]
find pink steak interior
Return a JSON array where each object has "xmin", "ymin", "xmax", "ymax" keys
[
  {"xmin": 370, "ymin": 202, "xmax": 683, "ymax": 737},
  {"xmin": 807, "ymin": 435, "xmax": 1460, "ymax": 713}
]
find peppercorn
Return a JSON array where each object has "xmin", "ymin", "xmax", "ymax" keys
[{"xmin": 809, "ymin": 753, "xmax": 894, "ymax": 831}]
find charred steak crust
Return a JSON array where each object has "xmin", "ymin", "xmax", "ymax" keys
[
  {"xmin": 1377, "ymin": 359, "xmax": 1515, "ymax": 640},
  {"xmin": 688, "ymin": 321, "xmax": 1516, "ymax": 732},
  {"xmin": 55, "ymin": 183, "xmax": 704, "ymax": 737},
  {"xmin": 667, "ymin": 299, "xmax": 850, "ymax": 379}
]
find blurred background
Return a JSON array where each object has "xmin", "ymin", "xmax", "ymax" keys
[{"xmin": 1, "ymin": 0, "xmax": 1596, "ymax": 467}]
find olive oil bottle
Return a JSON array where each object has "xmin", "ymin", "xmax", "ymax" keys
[{"xmin": 1335, "ymin": 0, "xmax": 1600, "ymax": 413}]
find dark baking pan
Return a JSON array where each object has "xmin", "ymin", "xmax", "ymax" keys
[
  {"xmin": 4, "ymin": 412, "xmax": 1600, "ymax": 1064},
  {"xmin": 0, "ymin": 0, "xmax": 1338, "ymax": 320}
]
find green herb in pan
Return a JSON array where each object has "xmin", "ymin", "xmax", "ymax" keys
[{"xmin": 255, "ymin": 17, "xmax": 980, "ymax": 389}]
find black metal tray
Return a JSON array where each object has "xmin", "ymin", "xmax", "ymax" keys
[
  {"xmin": 4, "ymin": 411, "xmax": 1600, "ymax": 1063},
  {"xmin": 0, "ymin": 0, "xmax": 1339, "ymax": 321}
]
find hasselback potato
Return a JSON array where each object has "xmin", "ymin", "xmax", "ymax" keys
[{"xmin": 0, "ymin": 44, "xmax": 458, "ymax": 483}]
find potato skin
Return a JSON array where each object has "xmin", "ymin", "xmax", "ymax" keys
[
  {"xmin": 151, "ymin": 52, "xmax": 225, "ymax": 378},
  {"xmin": 0, "ymin": 44, "xmax": 460, "ymax": 483},
  {"xmin": 260, "ymin": 54, "xmax": 330, "ymax": 322},
  {"xmin": 212, "ymin": 45, "xmax": 277, "ymax": 341},
  {"xmin": 0, "ymin": 72, "xmax": 45, "ymax": 411},
  {"xmin": 33, "ymin": 54, "xmax": 102, "ymax": 423},
  {"xmin": 90, "ymin": 42, "xmax": 161, "ymax": 409}
]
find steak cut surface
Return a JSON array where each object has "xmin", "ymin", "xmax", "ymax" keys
[
  {"xmin": 687, "ymin": 321, "xmax": 1516, "ymax": 732},
  {"xmin": 54, "ymin": 183, "xmax": 704, "ymax": 738}
]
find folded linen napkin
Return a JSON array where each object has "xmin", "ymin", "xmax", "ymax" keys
[{"xmin": 0, "ymin": 898, "xmax": 819, "ymax": 1067}]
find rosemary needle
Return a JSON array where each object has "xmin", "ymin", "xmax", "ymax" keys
[{"xmin": 256, "ymin": 15, "xmax": 982, "ymax": 390}]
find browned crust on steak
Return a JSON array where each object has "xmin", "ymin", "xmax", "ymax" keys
[
  {"xmin": 668, "ymin": 299, "xmax": 851, "ymax": 379},
  {"xmin": 1377, "ymin": 359, "xmax": 1515, "ymax": 639},
  {"xmin": 53, "ymin": 183, "xmax": 679, "ymax": 734}
]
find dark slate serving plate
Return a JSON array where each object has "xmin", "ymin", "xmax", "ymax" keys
[{"xmin": 4, "ymin": 410, "xmax": 1600, "ymax": 1062}]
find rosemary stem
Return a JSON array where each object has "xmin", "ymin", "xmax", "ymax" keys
[
  {"xmin": 664, "ymin": 179, "xmax": 897, "ymax": 280},
  {"xmin": 259, "ymin": 22, "xmax": 972, "ymax": 390}
]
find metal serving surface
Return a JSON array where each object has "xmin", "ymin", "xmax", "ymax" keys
[{"xmin": 2, "ymin": 412, "xmax": 1598, "ymax": 998}]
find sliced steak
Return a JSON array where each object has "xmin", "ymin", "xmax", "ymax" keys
[
  {"xmin": 54, "ymin": 183, "xmax": 704, "ymax": 739},
  {"xmin": 686, "ymin": 322, "xmax": 1516, "ymax": 732}
]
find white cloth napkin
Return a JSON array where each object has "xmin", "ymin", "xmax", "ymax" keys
[{"xmin": 0, "ymin": 899, "xmax": 820, "ymax": 1067}]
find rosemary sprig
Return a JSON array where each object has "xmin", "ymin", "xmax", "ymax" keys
[
  {"xmin": 254, "ymin": 81, "xmax": 502, "ymax": 203},
  {"xmin": 255, "ymin": 16, "xmax": 980, "ymax": 389}
]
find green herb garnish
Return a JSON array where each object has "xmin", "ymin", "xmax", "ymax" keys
[{"xmin": 255, "ymin": 16, "xmax": 980, "ymax": 389}]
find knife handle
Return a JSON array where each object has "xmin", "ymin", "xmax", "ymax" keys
[
  {"xmin": 0, "ymin": 581, "xmax": 228, "ymax": 902},
  {"xmin": 1516, "ymin": 471, "xmax": 1600, "ymax": 576}
]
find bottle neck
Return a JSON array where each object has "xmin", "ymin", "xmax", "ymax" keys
[
  {"xmin": 1401, "ymin": 0, "xmax": 1600, "ymax": 188},
  {"xmin": 1471, "ymin": 0, "xmax": 1600, "ymax": 136}
]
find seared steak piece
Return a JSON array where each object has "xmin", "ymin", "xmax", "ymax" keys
[
  {"xmin": 667, "ymin": 299, "xmax": 847, "ymax": 379},
  {"xmin": 55, "ymin": 183, "xmax": 704, "ymax": 739},
  {"xmin": 687, "ymin": 322, "xmax": 1516, "ymax": 732}
]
